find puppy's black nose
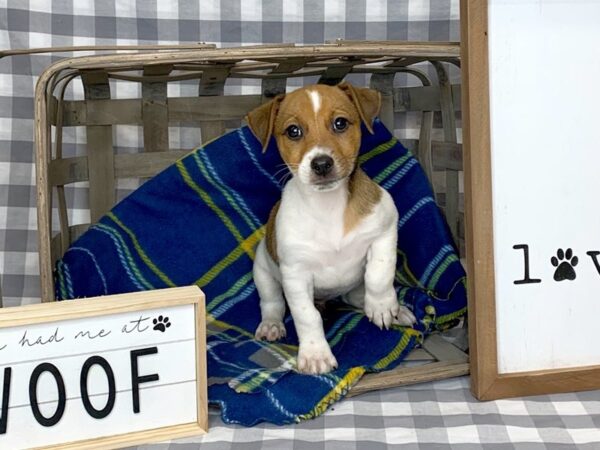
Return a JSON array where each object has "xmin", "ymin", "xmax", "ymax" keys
[{"xmin": 311, "ymin": 155, "xmax": 334, "ymax": 176}]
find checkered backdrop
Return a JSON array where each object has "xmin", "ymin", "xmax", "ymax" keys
[
  {"xmin": 0, "ymin": 0, "xmax": 460, "ymax": 307},
  {"xmin": 2, "ymin": 3, "xmax": 600, "ymax": 449}
]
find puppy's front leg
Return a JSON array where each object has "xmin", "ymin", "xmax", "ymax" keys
[
  {"xmin": 364, "ymin": 223, "xmax": 416, "ymax": 329},
  {"xmin": 281, "ymin": 266, "xmax": 338, "ymax": 374}
]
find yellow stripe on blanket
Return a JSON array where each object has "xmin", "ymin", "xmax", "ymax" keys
[
  {"xmin": 358, "ymin": 137, "xmax": 397, "ymax": 164},
  {"xmin": 106, "ymin": 212, "xmax": 175, "ymax": 287},
  {"xmin": 177, "ymin": 159, "xmax": 247, "ymax": 246},
  {"xmin": 301, "ymin": 327, "xmax": 422, "ymax": 421},
  {"xmin": 234, "ymin": 370, "xmax": 278, "ymax": 394},
  {"xmin": 373, "ymin": 327, "xmax": 422, "ymax": 370},
  {"xmin": 297, "ymin": 367, "xmax": 365, "ymax": 421},
  {"xmin": 195, "ymin": 226, "xmax": 265, "ymax": 287}
]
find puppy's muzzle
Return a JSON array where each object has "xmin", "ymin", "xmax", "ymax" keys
[{"xmin": 310, "ymin": 155, "xmax": 334, "ymax": 177}]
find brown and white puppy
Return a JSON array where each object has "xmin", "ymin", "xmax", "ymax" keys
[{"xmin": 247, "ymin": 83, "xmax": 416, "ymax": 374}]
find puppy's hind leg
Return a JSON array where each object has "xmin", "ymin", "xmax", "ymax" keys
[
  {"xmin": 342, "ymin": 283, "xmax": 365, "ymax": 309},
  {"xmin": 254, "ymin": 241, "xmax": 287, "ymax": 341}
]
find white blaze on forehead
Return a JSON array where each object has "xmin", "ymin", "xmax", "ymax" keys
[{"xmin": 308, "ymin": 89, "xmax": 321, "ymax": 114}]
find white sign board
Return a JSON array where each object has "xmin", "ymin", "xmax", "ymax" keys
[
  {"xmin": 0, "ymin": 286, "xmax": 207, "ymax": 449},
  {"xmin": 487, "ymin": 0, "xmax": 600, "ymax": 374},
  {"xmin": 463, "ymin": 0, "xmax": 600, "ymax": 399}
]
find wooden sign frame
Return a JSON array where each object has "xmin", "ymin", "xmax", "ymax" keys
[
  {"xmin": 461, "ymin": 0, "xmax": 600, "ymax": 400},
  {"xmin": 0, "ymin": 286, "xmax": 207, "ymax": 449}
]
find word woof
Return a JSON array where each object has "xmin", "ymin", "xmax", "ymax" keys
[
  {"xmin": 512, "ymin": 244, "xmax": 600, "ymax": 284},
  {"xmin": 0, "ymin": 347, "xmax": 159, "ymax": 434}
]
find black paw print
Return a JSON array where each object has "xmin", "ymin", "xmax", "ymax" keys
[
  {"xmin": 551, "ymin": 248, "xmax": 578, "ymax": 281},
  {"xmin": 152, "ymin": 315, "xmax": 171, "ymax": 332}
]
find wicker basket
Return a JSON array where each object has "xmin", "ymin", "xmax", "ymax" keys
[{"xmin": 33, "ymin": 41, "xmax": 467, "ymax": 392}]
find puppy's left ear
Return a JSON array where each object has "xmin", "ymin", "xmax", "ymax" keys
[
  {"xmin": 337, "ymin": 82, "xmax": 381, "ymax": 134},
  {"xmin": 245, "ymin": 94, "xmax": 285, "ymax": 153}
]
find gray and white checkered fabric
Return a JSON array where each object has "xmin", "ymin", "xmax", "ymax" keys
[
  {"xmin": 134, "ymin": 376, "xmax": 600, "ymax": 449},
  {"xmin": 1, "ymin": 1, "xmax": 599, "ymax": 448}
]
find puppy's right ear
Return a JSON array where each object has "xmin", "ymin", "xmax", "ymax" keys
[
  {"xmin": 337, "ymin": 82, "xmax": 381, "ymax": 134},
  {"xmin": 245, "ymin": 94, "xmax": 284, "ymax": 153}
]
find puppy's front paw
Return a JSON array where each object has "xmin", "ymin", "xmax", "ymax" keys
[
  {"xmin": 365, "ymin": 291, "xmax": 417, "ymax": 329},
  {"xmin": 394, "ymin": 305, "xmax": 417, "ymax": 326},
  {"xmin": 297, "ymin": 342, "xmax": 338, "ymax": 374},
  {"xmin": 255, "ymin": 320, "xmax": 286, "ymax": 341},
  {"xmin": 364, "ymin": 292, "xmax": 400, "ymax": 330}
]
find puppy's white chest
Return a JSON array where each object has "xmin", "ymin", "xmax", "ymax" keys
[
  {"xmin": 310, "ymin": 237, "xmax": 370, "ymax": 299},
  {"xmin": 307, "ymin": 220, "xmax": 376, "ymax": 299},
  {"xmin": 278, "ymin": 183, "xmax": 383, "ymax": 299}
]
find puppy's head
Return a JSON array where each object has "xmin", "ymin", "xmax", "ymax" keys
[{"xmin": 246, "ymin": 82, "xmax": 381, "ymax": 191}]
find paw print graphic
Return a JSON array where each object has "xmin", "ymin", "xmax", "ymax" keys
[
  {"xmin": 152, "ymin": 315, "xmax": 171, "ymax": 332},
  {"xmin": 551, "ymin": 248, "xmax": 578, "ymax": 281}
]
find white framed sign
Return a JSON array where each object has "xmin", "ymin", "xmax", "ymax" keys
[
  {"xmin": 462, "ymin": 0, "xmax": 600, "ymax": 399},
  {"xmin": 0, "ymin": 286, "xmax": 207, "ymax": 449}
]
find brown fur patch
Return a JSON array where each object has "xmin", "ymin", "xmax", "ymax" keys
[
  {"xmin": 245, "ymin": 94, "xmax": 284, "ymax": 152},
  {"xmin": 272, "ymin": 85, "xmax": 363, "ymax": 181},
  {"xmin": 246, "ymin": 83, "xmax": 382, "ymax": 186},
  {"xmin": 337, "ymin": 82, "xmax": 381, "ymax": 134},
  {"xmin": 344, "ymin": 168, "xmax": 382, "ymax": 234},
  {"xmin": 265, "ymin": 201, "xmax": 280, "ymax": 263}
]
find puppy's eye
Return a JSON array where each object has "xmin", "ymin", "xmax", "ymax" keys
[
  {"xmin": 333, "ymin": 117, "xmax": 349, "ymax": 133},
  {"xmin": 285, "ymin": 124, "xmax": 303, "ymax": 140}
]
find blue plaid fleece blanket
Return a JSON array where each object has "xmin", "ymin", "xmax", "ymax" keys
[{"xmin": 55, "ymin": 119, "xmax": 467, "ymax": 426}]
